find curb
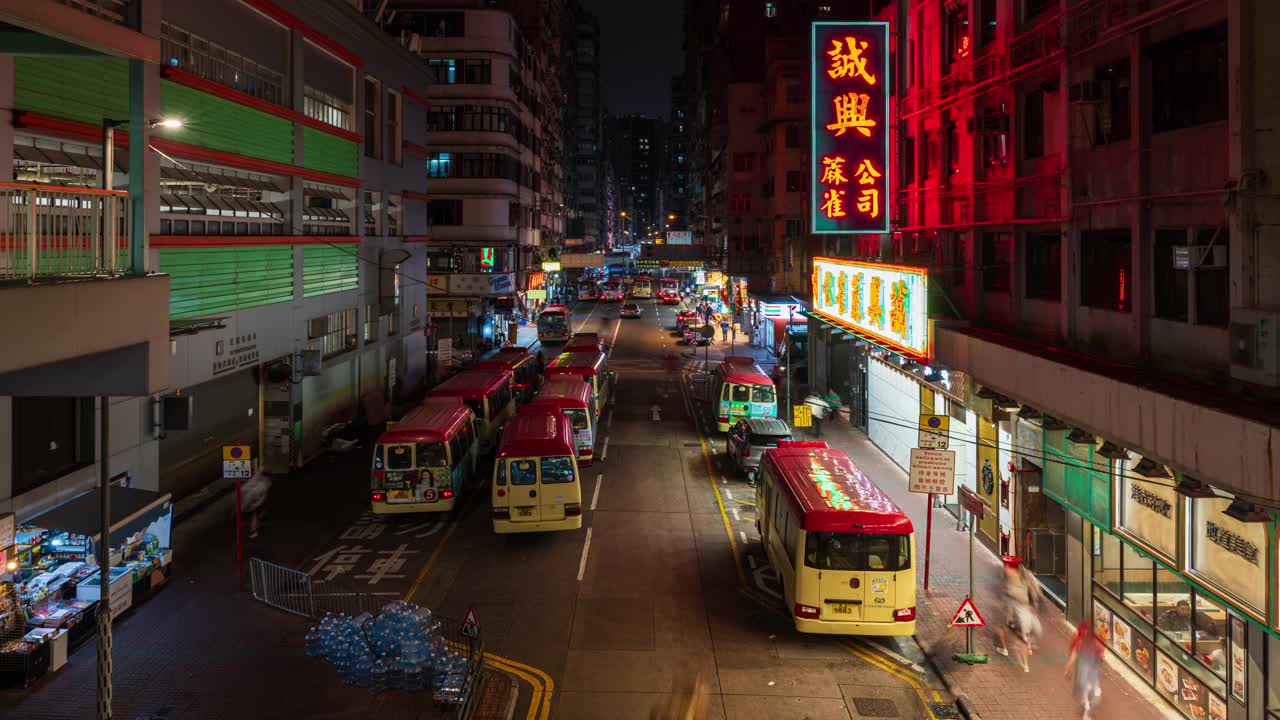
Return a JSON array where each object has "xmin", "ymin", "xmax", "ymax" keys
[{"xmin": 916, "ymin": 637, "xmax": 981, "ymax": 720}]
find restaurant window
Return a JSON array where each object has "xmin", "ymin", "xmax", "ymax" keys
[
  {"xmin": 363, "ymin": 190, "xmax": 381, "ymax": 236},
  {"xmin": 981, "ymin": 232, "xmax": 1011, "ymax": 292},
  {"xmin": 785, "ymin": 171, "xmax": 804, "ymax": 193},
  {"xmin": 12, "ymin": 397, "xmax": 95, "ymax": 496},
  {"xmin": 1080, "ymin": 229, "xmax": 1131, "ymax": 311},
  {"xmin": 1023, "ymin": 89, "xmax": 1045, "ymax": 159},
  {"xmin": 386, "ymin": 91, "xmax": 402, "ymax": 165},
  {"xmin": 1093, "ymin": 528, "xmax": 1122, "ymax": 597},
  {"xmin": 1150, "ymin": 24, "xmax": 1227, "ymax": 134},
  {"xmin": 1194, "ymin": 227, "xmax": 1229, "ymax": 327},
  {"xmin": 1093, "ymin": 60, "xmax": 1131, "ymax": 145},
  {"xmin": 1120, "ymin": 542, "xmax": 1156, "ymax": 618},
  {"xmin": 1024, "ymin": 231, "xmax": 1061, "ymax": 300},
  {"xmin": 1153, "ymin": 228, "xmax": 1189, "ymax": 321},
  {"xmin": 363, "ymin": 76, "xmax": 381, "ymax": 159},
  {"xmin": 1268, "ymin": 634, "xmax": 1280, "ymax": 718}
]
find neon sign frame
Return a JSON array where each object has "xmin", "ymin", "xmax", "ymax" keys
[{"xmin": 810, "ymin": 256, "xmax": 930, "ymax": 360}]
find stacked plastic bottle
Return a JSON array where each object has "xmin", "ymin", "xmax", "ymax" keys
[{"xmin": 303, "ymin": 601, "xmax": 468, "ymax": 701}]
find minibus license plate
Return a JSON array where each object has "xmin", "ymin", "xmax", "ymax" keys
[
  {"xmin": 515, "ymin": 507, "xmax": 535, "ymax": 518},
  {"xmin": 830, "ymin": 603, "xmax": 855, "ymax": 616},
  {"xmin": 388, "ymin": 489, "xmax": 413, "ymax": 501}
]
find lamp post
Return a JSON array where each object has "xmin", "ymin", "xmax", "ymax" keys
[{"xmin": 785, "ymin": 306, "xmax": 794, "ymax": 423}]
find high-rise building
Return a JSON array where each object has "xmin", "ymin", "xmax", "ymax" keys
[
  {"xmin": 566, "ymin": 1, "xmax": 605, "ymax": 249},
  {"xmin": 664, "ymin": 76, "xmax": 690, "ymax": 236},
  {"xmin": 609, "ymin": 114, "xmax": 663, "ymax": 242}
]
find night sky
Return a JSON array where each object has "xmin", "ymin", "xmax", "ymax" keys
[{"xmin": 582, "ymin": 0, "xmax": 685, "ymax": 118}]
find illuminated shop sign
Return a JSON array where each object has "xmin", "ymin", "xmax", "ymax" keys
[
  {"xmin": 811, "ymin": 257, "xmax": 929, "ymax": 359},
  {"xmin": 811, "ymin": 22, "xmax": 890, "ymax": 234}
]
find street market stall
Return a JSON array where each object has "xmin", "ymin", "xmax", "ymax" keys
[{"xmin": 0, "ymin": 487, "xmax": 173, "ymax": 686}]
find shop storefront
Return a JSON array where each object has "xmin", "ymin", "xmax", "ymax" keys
[
  {"xmin": 1, "ymin": 487, "xmax": 173, "ymax": 685},
  {"xmin": 752, "ymin": 297, "xmax": 806, "ymax": 357}
]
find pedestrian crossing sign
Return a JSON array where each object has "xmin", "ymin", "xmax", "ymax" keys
[{"xmin": 950, "ymin": 597, "xmax": 985, "ymax": 627}]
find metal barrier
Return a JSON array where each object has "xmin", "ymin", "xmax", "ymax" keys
[
  {"xmin": 248, "ymin": 557, "xmax": 485, "ymax": 718},
  {"xmin": 0, "ymin": 182, "xmax": 130, "ymax": 281}
]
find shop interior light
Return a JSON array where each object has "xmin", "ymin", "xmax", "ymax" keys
[
  {"xmin": 1096, "ymin": 441, "xmax": 1129, "ymax": 460},
  {"xmin": 1223, "ymin": 498, "xmax": 1270, "ymax": 523},
  {"xmin": 1067, "ymin": 428, "xmax": 1094, "ymax": 445},
  {"xmin": 1175, "ymin": 476, "xmax": 1217, "ymax": 499},
  {"xmin": 1133, "ymin": 457, "xmax": 1171, "ymax": 479}
]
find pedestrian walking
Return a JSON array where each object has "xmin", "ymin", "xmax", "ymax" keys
[
  {"xmin": 1065, "ymin": 620, "xmax": 1105, "ymax": 719},
  {"xmin": 730, "ymin": 324, "xmax": 737, "ymax": 344},
  {"xmin": 994, "ymin": 556, "xmax": 1038, "ymax": 671},
  {"xmin": 240, "ymin": 470, "xmax": 272, "ymax": 539},
  {"xmin": 803, "ymin": 394, "xmax": 829, "ymax": 439},
  {"xmin": 720, "ymin": 318, "xmax": 730, "ymax": 342}
]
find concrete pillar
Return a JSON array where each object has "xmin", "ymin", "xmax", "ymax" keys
[{"xmin": 1064, "ymin": 512, "xmax": 1085, "ymax": 626}]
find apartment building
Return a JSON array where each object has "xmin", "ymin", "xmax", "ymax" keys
[
  {"xmin": 803, "ymin": 2, "xmax": 1280, "ymax": 717},
  {"xmin": 609, "ymin": 114, "xmax": 663, "ymax": 241},
  {"xmin": 567, "ymin": 2, "xmax": 605, "ymax": 250},
  {"xmin": 372, "ymin": 1, "xmax": 565, "ymax": 337},
  {"xmin": 0, "ymin": 0, "xmax": 430, "ymax": 515},
  {"xmin": 664, "ymin": 75, "xmax": 690, "ymax": 238}
]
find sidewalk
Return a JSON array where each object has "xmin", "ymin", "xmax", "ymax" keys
[{"xmin": 813, "ymin": 421, "xmax": 1177, "ymax": 720}]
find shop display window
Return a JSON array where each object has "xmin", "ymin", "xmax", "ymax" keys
[
  {"xmin": 1093, "ymin": 527, "xmax": 1122, "ymax": 597},
  {"xmin": 1266, "ymin": 633, "xmax": 1280, "ymax": 719},
  {"xmin": 1120, "ymin": 542, "xmax": 1155, "ymax": 617},
  {"xmin": 1155, "ymin": 631, "xmax": 1227, "ymax": 716},
  {"xmin": 1093, "ymin": 593, "xmax": 1155, "ymax": 683}
]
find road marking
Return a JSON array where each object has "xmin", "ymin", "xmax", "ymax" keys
[
  {"xmin": 601, "ymin": 436, "xmax": 609, "ymax": 460},
  {"xmin": 576, "ymin": 527, "xmax": 593, "ymax": 582},
  {"xmin": 485, "ymin": 653, "xmax": 555, "ymax": 720},
  {"xmin": 590, "ymin": 473, "xmax": 603, "ymax": 511},
  {"xmin": 730, "ymin": 506, "xmax": 741, "ymax": 521},
  {"xmin": 720, "ymin": 478, "xmax": 727, "ymax": 484},
  {"xmin": 747, "ymin": 555, "xmax": 757, "ymax": 569},
  {"xmin": 606, "ymin": 412, "xmax": 613, "ymax": 430},
  {"xmin": 732, "ymin": 498, "xmax": 756, "ymax": 507},
  {"xmin": 840, "ymin": 641, "xmax": 943, "ymax": 713},
  {"xmin": 722, "ymin": 488, "xmax": 734, "ymax": 501},
  {"xmin": 739, "ymin": 531, "xmax": 748, "ymax": 545}
]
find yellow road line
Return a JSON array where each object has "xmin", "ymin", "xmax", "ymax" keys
[
  {"xmin": 840, "ymin": 640, "xmax": 943, "ymax": 712},
  {"xmin": 402, "ymin": 515, "xmax": 462, "ymax": 602},
  {"xmin": 484, "ymin": 655, "xmax": 545, "ymax": 720},
  {"xmin": 681, "ymin": 378, "xmax": 748, "ymax": 589}
]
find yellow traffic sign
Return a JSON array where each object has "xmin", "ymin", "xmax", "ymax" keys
[
  {"xmin": 223, "ymin": 445, "xmax": 251, "ymax": 461},
  {"xmin": 792, "ymin": 404, "xmax": 812, "ymax": 428}
]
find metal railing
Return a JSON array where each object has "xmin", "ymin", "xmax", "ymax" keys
[
  {"xmin": 56, "ymin": 0, "xmax": 128, "ymax": 25},
  {"xmin": 0, "ymin": 182, "xmax": 130, "ymax": 282},
  {"xmin": 160, "ymin": 21, "xmax": 285, "ymax": 106},
  {"xmin": 248, "ymin": 557, "xmax": 485, "ymax": 718}
]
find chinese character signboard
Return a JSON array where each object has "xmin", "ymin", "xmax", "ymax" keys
[
  {"xmin": 811, "ymin": 257, "xmax": 930, "ymax": 359},
  {"xmin": 811, "ymin": 22, "xmax": 890, "ymax": 234}
]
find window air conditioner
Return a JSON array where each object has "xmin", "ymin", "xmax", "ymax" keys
[{"xmin": 1229, "ymin": 308, "xmax": 1280, "ymax": 387}]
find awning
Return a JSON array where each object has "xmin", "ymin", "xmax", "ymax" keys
[{"xmin": 29, "ymin": 486, "xmax": 173, "ymax": 548}]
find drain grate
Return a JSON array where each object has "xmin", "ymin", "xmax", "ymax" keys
[
  {"xmin": 851, "ymin": 697, "xmax": 899, "ymax": 717},
  {"xmin": 928, "ymin": 702, "xmax": 962, "ymax": 719}
]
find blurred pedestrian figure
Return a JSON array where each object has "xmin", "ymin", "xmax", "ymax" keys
[
  {"xmin": 1066, "ymin": 620, "xmax": 1105, "ymax": 719},
  {"xmin": 240, "ymin": 469, "xmax": 272, "ymax": 539},
  {"xmin": 995, "ymin": 556, "xmax": 1037, "ymax": 671},
  {"xmin": 803, "ymin": 393, "xmax": 829, "ymax": 438},
  {"xmin": 730, "ymin": 324, "xmax": 737, "ymax": 344}
]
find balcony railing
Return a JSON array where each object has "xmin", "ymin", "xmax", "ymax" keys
[
  {"xmin": 0, "ymin": 183, "xmax": 130, "ymax": 282},
  {"xmin": 56, "ymin": 0, "xmax": 128, "ymax": 25}
]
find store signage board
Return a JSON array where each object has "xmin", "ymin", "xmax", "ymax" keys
[
  {"xmin": 427, "ymin": 274, "xmax": 449, "ymax": 294},
  {"xmin": 811, "ymin": 257, "xmax": 930, "ymax": 360},
  {"xmin": 908, "ymin": 447, "xmax": 955, "ymax": 495},
  {"xmin": 919, "ymin": 413, "xmax": 950, "ymax": 449},
  {"xmin": 667, "ymin": 230, "xmax": 692, "ymax": 245},
  {"xmin": 811, "ymin": 21, "xmax": 890, "ymax": 234},
  {"xmin": 527, "ymin": 289, "xmax": 547, "ymax": 300},
  {"xmin": 792, "ymin": 404, "xmax": 813, "ymax": 427},
  {"xmin": 542, "ymin": 261, "xmax": 562, "ymax": 272},
  {"xmin": 0, "ymin": 512, "xmax": 14, "ymax": 551}
]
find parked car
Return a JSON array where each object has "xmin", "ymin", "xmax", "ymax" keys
[
  {"xmin": 677, "ymin": 310, "xmax": 700, "ymax": 330},
  {"xmin": 724, "ymin": 417, "xmax": 793, "ymax": 483},
  {"xmin": 620, "ymin": 302, "xmax": 643, "ymax": 318},
  {"xmin": 682, "ymin": 321, "xmax": 712, "ymax": 346},
  {"xmin": 660, "ymin": 291, "xmax": 681, "ymax": 305}
]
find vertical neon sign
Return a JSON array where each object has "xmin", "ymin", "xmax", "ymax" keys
[{"xmin": 811, "ymin": 22, "xmax": 890, "ymax": 234}]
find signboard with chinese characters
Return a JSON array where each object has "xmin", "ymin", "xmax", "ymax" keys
[
  {"xmin": 667, "ymin": 231, "xmax": 692, "ymax": 245},
  {"xmin": 811, "ymin": 257, "xmax": 930, "ymax": 359},
  {"xmin": 908, "ymin": 448, "xmax": 955, "ymax": 495},
  {"xmin": 811, "ymin": 21, "xmax": 890, "ymax": 234}
]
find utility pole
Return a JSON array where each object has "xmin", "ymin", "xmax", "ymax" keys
[{"xmin": 97, "ymin": 396, "xmax": 112, "ymax": 719}]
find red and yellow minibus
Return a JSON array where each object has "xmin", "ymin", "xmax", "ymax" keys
[
  {"xmin": 523, "ymin": 375, "xmax": 597, "ymax": 464},
  {"xmin": 478, "ymin": 347, "xmax": 541, "ymax": 404},
  {"xmin": 427, "ymin": 368, "xmax": 514, "ymax": 450},
  {"xmin": 371, "ymin": 402, "xmax": 478, "ymax": 514},
  {"xmin": 756, "ymin": 441, "xmax": 916, "ymax": 636},
  {"xmin": 564, "ymin": 332, "xmax": 605, "ymax": 353},
  {"xmin": 710, "ymin": 357, "xmax": 777, "ymax": 432},
  {"xmin": 544, "ymin": 350, "xmax": 611, "ymax": 407},
  {"xmin": 491, "ymin": 412, "xmax": 583, "ymax": 533},
  {"xmin": 536, "ymin": 304, "xmax": 571, "ymax": 342}
]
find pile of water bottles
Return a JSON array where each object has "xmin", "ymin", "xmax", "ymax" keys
[{"xmin": 304, "ymin": 601, "xmax": 470, "ymax": 702}]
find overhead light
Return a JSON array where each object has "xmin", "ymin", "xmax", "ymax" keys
[
  {"xmin": 1097, "ymin": 441, "xmax": 1128, "ymax": 460},
  {"xmin": 1067, "ymin": 428, "xmax": 1094, "ymax": 445},
  {"xmin": 1132, "ymin": 457, "xmax": 1170, "ymax": 479},
  {"xmin": 1041, "ymin": 416, "xmax": 1068, "ymax": 431},
  {"xmin": 1017, "ymin": 405, "xmax": 1042, "ymax": 421},
  {"xmin": 152, "ymin": 117, "xmax": 184, "ymax": 129},
  {"xmin": 1223, "ymin": 498, "xmax": 1270, "ymax": 523},
  {"xmin": 1175, "ymin": 476, "xmax": 1217, "ymax": 499},
  {"xmin": 992, "ymin": 395, "xmax": 1019, "ymax": 412}
]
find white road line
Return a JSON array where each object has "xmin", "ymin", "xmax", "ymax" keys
[
  {"xmin": 739, "ymin": 531, "xmax": 748, "ymax": 544},
  {"xmin": 590, "ymin": 473, "xmax": 603, "ymax": 511},
  {"xmin": 606, "ymin": 413, "xmax": 613, "ymax": 429},
  {"xmin": 720, "ymin": 478, "xmax": 727, "ymax": 484},
  {"xmin": 576, "ymin": 527, "xmax": 593, "ymax": 582},
  {"xmin": 747, "ymin": 555, "xmax": 757, "ymax": 570},
  {"xmin": 601, "ymin": 436, "xmax": 610, "ymax": 461},
  {"xmin": 730, "ymin": 507, "xmax": 741, "ymax": 521},
  {"xmin": 722, "ymin": 488, "xmax": 734, "ymax": 501}
]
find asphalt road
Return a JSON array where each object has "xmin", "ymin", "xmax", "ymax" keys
[{"xmin": 1, "ymin": 296, "xmax": 951, "ymax": 720}]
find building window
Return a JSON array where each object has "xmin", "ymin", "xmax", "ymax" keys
[
  {"xmin": 1194, "ymin": 227, "xmax": 1229, "ymax": 327},
  {"xmin": 160, "ymin": 22, "xmax": 284, "ymax": 105},
  {"xmin": 785, "ymin": 79, "xmax": 804, "ymax": 105},
  {"xmin": 733, "ymin": 153, "xmax": 754, "ymax": 172},
  {"xmin": 386, "ymin": 195, "xmax": 401, "ymax": 237},
  {"xmin": 411, "ymin": 11, "xmax": 465, "ymax": 37},
  {"xmin": 1024, "ymin": 231, "xmax": 1061, "ymax": 300},
  {"xmin": 428, "ymin": 152, "xmax": 453, "ymax": 178},
  {"xmin": 1081, "ymin": 229, "xmax": 1132, "ymax": 312},
  {"xmin": 427, "ymin": 59, "xmax": 457, "ymax": 84},
  {"xmin": 363, "ymin": 190, "xmax": 381, "ymax": 236},
  {"xmin": 765, "ymin": 1, "xmax": 777, "ymax": 18},
  {"xmin": 1150, "ymin": 24, "xmax": 1227, "ymax": 134},
  {"xmin": 1093, "ymin": 60, "xmax": 1131, "ymax": 145},
  {"xmin": 921, "ymin": 130, "xmax": 933, "ymax": 180},
  {"xmin": 364, "ymin": 303, "xmax": 377, "ymax": 343},
  {"xmin": 12, "ymin": 397, "xmax": 94, "ymax": 496},
  {"xmin": 1024, "ymin": 0, "xmax": 1054, "ymax": 20},
  {"xmin": 785, "ymin": 171, "xmax": 804, "ymax": 193},
  {"xmin": 785, "ymin": 218, "xmax": 803, "ymax": 237},
  {"xmin": 304, "ymin": 86, "xmax": 353, "ymax": 131},
  {"xmin": 729, "ymin": 193, "xmax": 751, "ymax": 213},
  {"xmin": 386, "ymin": 91, "xmax": 402, "ymax": 165},
  {"xmin": 312, "ymin": 308, "xmax": 357, "ymax": 359},
  {"xmin": 1153, "ymin": 228, "xmax": 1189, "ymax": 321},
  {"xmin": 785, "ymin": 124, "xmax": 802, "ymax": 148},
  {"xmin": 384, "ymin": 311, "xmax": 399, "ymax": 337},
  {"xmin": 303, "ymin": 183, "xmax": 355, "ymax": 236},
  {"xmin": 980, "ymin": 0, "xmax": 997, "ymax": 43},
  {"xmin": 428, "ymin": 199, "xmax": 464, "ymax": 226},
  {"xmin": 903, "ymin": 136, "xmax": 915, "ymax": 185},
  {"xmin": 1023, "ymin": 89, "xmax": 1045, "ymax": 159},
  {"xmin": 945, "ymin": 2, "xmax": 970, "ymax": 66},
  {"xmin": 464, "ymin": 59, "xmax": 492, "ymax": 84},
  {"xmin": 944, "ymin": 121, "xmax": 960, "ymax": 177},
  {"xmin": 981, "ymin": 232, "xmax": 1011, "ymax": 292},
  {"xmin": 363, "ymin": 76, "xmax": 381, "ymax": 159}
]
